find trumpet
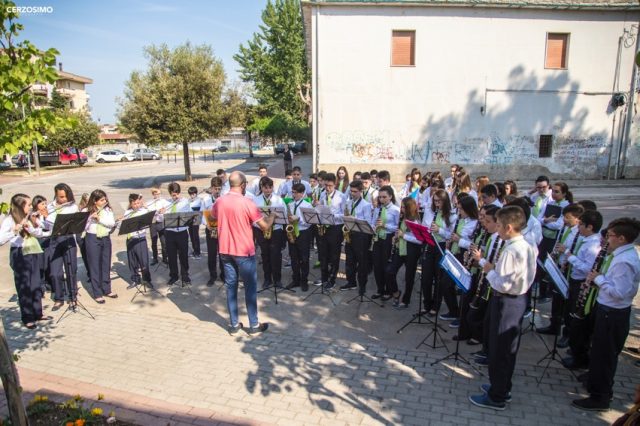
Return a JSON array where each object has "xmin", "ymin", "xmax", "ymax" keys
[
  {"xmin": 571, "ymin": 242, "xmax": 609, "ymax": 319},
  {"xmin": 469, "ymin": 238, "xmax": 505, "ymax": 310}
]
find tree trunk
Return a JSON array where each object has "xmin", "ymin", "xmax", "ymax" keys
[
  {"xmin": 248, "ymin": 131, "xmax": 254, "ymax": 158},
  {"xmin": 182, "ymin": 142, "xmax": 192, "ymax": 182},
  {"xmin": 0, "ymin": 318, "xmax": 29, "ymax": 426}
]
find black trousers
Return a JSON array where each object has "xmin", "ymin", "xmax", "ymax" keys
[
  {"xmin": 38, "ymin": 237, "xmax": 52, "ymax": 289},
  {"xmin": 188, "ymin": 224, "xmax": 201, "ymax": 255},
  {"xmin": 319, "ymin": 225, "xmax": 343, "ymax": 284},
  {"xmin": 205, "ymin": 229, "xmax": 224, "ymax": 281},
  {"xmin": 459, "ymin": 272, "xmax": 481, "ymax": 340},
  {"xmin": 568, "ymin": 305, "xmax": 596, "ymax": 365},
  {"xmin": 548, "ymin": 277, "xmax": 582, "ymax": 334},
  {"xmin": 436, "ymin": 251, "xmax": 465, "ymax": 316},
  {"xmin": 587, "ymin": 304, "xmax": 631, "ymax": 402},
  {"xmin": 487, "ymin": 293, "xmax": 527, "ymax": 403},
  {"xmin": 77, "ymin": 234, "xmax": 90, "ymax": 280},
  {"xmin": 345, "ymin": 232, "xmax": 371, "ymax": 294},
  {"xmin": 150, "ymin": 223, "xmax": 167, "ymax": 262},
  {"xmin": 165, "ymin": 229, "xmax": 190, "ymax": 281},
  {"xmin": 397, "ymin": 242, "xmax": 424, "ymax": 305},
  {"xmin": 289, "ymin": 228, "xmax": 311, "ymax": 288},
  {"xmin": 255, "ymin": 228, "xmax": 285, "ymax": 285},
  {"xmin": 10, "ymin": 247, "xmax": 42, "ymax": 324},
  {"xmin": 126, "ymin": 237, "xmax": 151, "ymax": 284},
  {"xmin": 49, "ymin": 235, "xmax": 78, "ymax": 302},
  {"xmin": 85, "ymin": 233, "xmax": 112, "ymax": 297},
  {"xmin": 420, "ymin": 242, "xmax": 445, "ymax": 311},
  {"xmin": 372, "ymin": 234, "xmax": 393, "ymax": 295}
]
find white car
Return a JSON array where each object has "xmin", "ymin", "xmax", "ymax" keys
[{"xmin": 95, "ymin": 150, "xmax": 136, "ymax": 163}]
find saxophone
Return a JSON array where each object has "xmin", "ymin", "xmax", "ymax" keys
[
  {"xmin": 286, "ymin": 203, "xmax": 297, "ymax": 244},
  {"xmin": 469, "ymin": 237, "xmax": 505, "ymax": 310},
  {"xmin": 342, "ymin": 204, "xmax": 351, "ymax": 245},
  {"xmin": 264, "ymin": 226, "xmax": 273, "ymax": 240},
  {"xmin": 370, "ymin": 203, "xmax": 384, "ymax": 251},
  {"xmin": 570, "ymin": 242, "xmax": 609, "ymax": 319}
]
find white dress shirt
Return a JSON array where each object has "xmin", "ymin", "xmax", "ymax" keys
[
  {"xmin": 372, "ymin": 202, "xmax": 400, "ymax": 235},
  {"xmin": 321, "ymin": 190, "xmax": 345, "ymax": 225},
  {"xmin": 84, "ymin": 207, "xmax": 116, "ymax": 235},
  {"xmin": 566, "ymin": 233, "xmax": 601, "ymax": 281},
  {"xmin": 278, "ymin": 180, "xmax": 312, "ymax": 198},
  {"xmin": 0, "ymin": 215, "xmax": 44, "ymax": 247},
  {"xmin": 163, "ymin": 198, "xmax": 192, "ymax": 232},
  {"xmin": 253, "ymin": 194, "xmax": 285, "ymax": 231},
  {"xmin": 593, "ymin": 243, "xmax": 640, "ymax": 309},
  {"xmin": 487, "ymin": 235, "xmax": 537, "ymax": 295},
  {"xmin": 287, "ymin": 199, "xmax": 312, "ymax": 231}
]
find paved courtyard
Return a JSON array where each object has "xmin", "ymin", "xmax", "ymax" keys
[{"xmin": 0, "ymin": 156, "xmax": 638, "ymax": 425}]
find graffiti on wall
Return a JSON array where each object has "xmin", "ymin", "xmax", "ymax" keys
[{"xmin": 324, "ymin": 130, "xmax": 609, "ymax": 172}]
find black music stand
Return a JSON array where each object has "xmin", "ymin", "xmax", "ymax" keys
[
  {"xmin": 52, "ymin": 212, "xmax": 95, "ymax": 323},
  {"xmin": 431, "ymin": 251, "xmax": 482, "ymax": 374},
  {"xmin": 536, "ymin": 257, "xmax": 574, "ymax": 383},
  {"xmin": 120, "ymin": 211, "xmax": 161, "ymax": 302},
  {"xmin": 301, "ymin": 207, "xmax": 336, "ymax": 306},
  {"xmin": 342, "ymin": 217, "xmax": 381, "ymax": 307},
  {"xmin": 417, "ymin": 239, "xmax": 449, "ymax": 351},
  {"xmin": 257, "ymin": 207, "xmax": 294, "ymax": 304},
  {"xmin": 164, "ymin": 211, "xmax": 201, "ymax": 290},
  {"xmin": 522, "ymin": 259, "xmax": 547, "ymax": 336}
]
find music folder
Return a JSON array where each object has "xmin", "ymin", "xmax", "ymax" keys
[
  {"xmin": 163, "ymin": 212, "xmax": 201, "ymax": 229},
  {"xmin": 52, "ymin": 212, "xmax": 90, "ymax": 237},
  {"xmin": 343, "ymin": 216, "xmax": 374, "ymax": 235},
  {"xmin": 119, "ymin": 210, "xmax": 156, "ymax": 236},
  {"xmin": 404, "ymin": 220, "xmax": 436, "ymax": 247},
  {"xmin": 544, "ymin": 204, "xmax": 562, "ymax": 219}
]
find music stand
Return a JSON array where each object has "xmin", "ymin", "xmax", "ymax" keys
[
  {"xmin": 164, "ymin": 212, "xmax": 201, "ymax": 290},
  {"xmin": 301, "ymin": 207, "xmax": 336, "ymax": 305},
  {"xmin": 396, "ymin": 221, "xmax": 441, "ymax": 336},
  {"xmin": 416, "ymin": 236, "xmax": 449, "ymax": 351},
  {"xmin": 52, "ymin": 212, "xmax": 95, "ymax": 323},
  {"xmin": 120, "ymin": 211, "xmax": 161, "ymax": 302},
  {"xmin": 256, "ymin": 207, "xmax": 294, "ymax": 304},
  {"xmin": 342, "ymin": 217, "xmax": 381, "ymax": 307},
  {"xmin": 536, "ymin": 257, "xmax": 574, "ymax": 383},
  {"xmin": 431, "ymin": 250, "xmax": 482, "ymax": 374},
  {"xmin": 522, "ymin": 258, "xmax": 546, "ymax": 335}
]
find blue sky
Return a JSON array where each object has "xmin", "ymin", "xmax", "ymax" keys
[{"xmin": 16, "ymin": 0, "xmax": 267, "ymax": 124}]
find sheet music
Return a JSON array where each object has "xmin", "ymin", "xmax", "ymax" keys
[
  {"xmin": 440, "ymin": 250, "xmax": 472, "ymax": 292},
  {"xmin": 544, "ymin": 257, "xmax": 569, "ymax": 299}
]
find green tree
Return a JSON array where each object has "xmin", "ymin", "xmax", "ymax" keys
[
  {"xmin": 49, "ymin": 87, "xmax": 68, "ymax": 110},
  {"xmin": 234, "ymin": 0, "xmax": 311, "ymax": 137},
  {"xmin": 45, "ymin": 110, "xmax": 99, "ymax": 151},
  {"xmin": 0, "ymin": 0, "xmax": 72, "ymax": 157},
  {"xmin": 119, "ymin": 42, "xmax": 227, "ymax": 181}
]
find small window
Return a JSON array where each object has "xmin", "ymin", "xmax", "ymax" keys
[
  {"xmin": 545, "ymin": 33, "xmax": 569, "ymax": 69},
  {"xmin": 539, "ymin": 135, "xmax": 553, "ymax": 158},
  {"xmin": 392, "ymin": 30, "xmax": 415, "ymax": 66}
]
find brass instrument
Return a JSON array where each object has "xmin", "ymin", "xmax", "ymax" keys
[
  {"xmin": 469, "ymin": 237, "xmax": 505, "ymax": 310},
  {"xmin": 342, "ymin": 204, "xmax": 351, "ymax": 245},
  {"xmin": 286, "ymin": 203, "xmax": 297, "ymax": 244},
  {"xmin": 264, "ymin": 225, "xmax": 273, "ymax": 240},
  {"xmin": 571, "ymin": 242, "xmax": 609, "ymax": 319},
  {"xmin": 203, "ymin": 210, "xmax": 218, "ymax": 239},
  {"xmin": 317, "ymin": 224, "xmax": 326, "ymax": 237}
]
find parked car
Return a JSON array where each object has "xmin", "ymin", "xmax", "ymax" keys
[
  {"xmin": 95, "ymin": 150, "xmax": 136, "ymax": 163},
  {"xmin": 0, "ymin": 161, "xmax": 11, "ymax": 171},
  {"xmin": 132, "ymin": 148, "xmax": 162, "ymax": 160},
  {"xmin": 212, "ymin": 146, "xmax": 229, "ymax": 152},
  {"xmin": 274, "ymin": 142, "xmax": 307, "ymax": 155}
]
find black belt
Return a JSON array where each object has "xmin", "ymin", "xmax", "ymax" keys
[
  {"xmin": 597, "ymin": 303, "xmax": 631, "ymax": 313},
  {"xmin": 494, "ymin": 292, "xmax": 518, "ymax": 298}
]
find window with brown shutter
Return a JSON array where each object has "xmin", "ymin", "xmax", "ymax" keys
[
  {"xmin": 392, "ymin": 30, "xmax": 415, "ymax": 66},
  {"xmin": 539, "ymin": 134, "xmax": 553, "ymax": 158},
  {"xmin": 545, "ymin": 33, "xmax": 569, "ymax": 69}
]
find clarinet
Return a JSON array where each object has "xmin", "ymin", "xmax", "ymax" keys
[
  {"xmin": 551, "ymin": 224, "xmax": 567, "ymax": 262},
  {"xmin": 561, "ymin": 231, "xmax": 581, "ymax": 273},
  {"xmin": 469, "ymin": 237, "xmax": 504, "ymax": 310},
  {"xmin": 570, "ymin": 242, "xmax": 609, "ymax": 320},
  {"xmin": 463, "ymin": 222, "xmax": 484, "ymax": 269},
  {"xmin": 389, "ymin": 213, "xmax": 403, "ymax": 262},
  {"xmin": 369, "ymin": 201, "xmax": 383, "ymax": 251},
  {"xmin": 446, "ymin": 217, "xmax": 461, "ymax": 251}
]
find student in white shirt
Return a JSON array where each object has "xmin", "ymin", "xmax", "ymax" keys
[
  {"xmin": 122, "ymin": 193, "xmax": 152, "ymax": 289},
  {"xmin": 247, "ymin": 164, "xmax": 268, "ymax": 196},
  {"xmin": 285, "ymin": 183, "xmax": 314, "ymax": 292},
  {"xmin": 253, "ymin": 177, "xmax": 286, "ymax": 289},
  {"xmin": 0, "ymin": 194, "xmax": 48, "ymax": 329},
  {"xmin": 147, "ymin": 188, "xmax": 170, "ymax": 265},
  {"xmin": 187, "ymin": 186, "xmax": 202, "ymax": 259},
  {"xmin": 162, "ymin": 182, "xmax": 193, "ymax": 286}
]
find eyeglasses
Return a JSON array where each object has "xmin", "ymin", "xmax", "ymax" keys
[
  {"xmin": 606, "ymin": 232, "xmax": 618, "ymax": 238},
  {"xmin": 536, "ymin": 186, "xmax": 548, "ymax": 190}
]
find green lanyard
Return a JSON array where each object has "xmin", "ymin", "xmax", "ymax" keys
[
  {"xmin": 560, "ymin": 227, "xmax": 571, "ymax": 244},
  {"xmin": 351, "ymin": 198, "xmax": 361, "ymax": 216},
  {"xmin": 377, "ymin": 206, "xmax": 388, "ymax": 239},
  {"xmin": 263, "ymin": 195, "xmax": 271, "ymax": 206}
]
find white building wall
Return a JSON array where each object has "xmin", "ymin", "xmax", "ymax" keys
[{"xmin": 313, "ymin": 6, "xmax": 640, "ymax": 178}]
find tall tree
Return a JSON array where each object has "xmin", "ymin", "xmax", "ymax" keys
[
  {"xmin": 234, "ymin": 0, "xmax": 311, "ymax": 135},
  {"xmin": 0, "ymin": 0, "xmax": 72, "ymax": 157},
  {"xmin": 45, "ymin": 110, "xmax": 99, "ymax": 151},
  {"xmin": 119, "ymin": 43, "xmax": 227, "ymax": 181}
]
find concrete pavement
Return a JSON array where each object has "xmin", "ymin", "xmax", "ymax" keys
[{"xmin": 0, "ymin": 155, "xmax": 638, "ymax": 425}]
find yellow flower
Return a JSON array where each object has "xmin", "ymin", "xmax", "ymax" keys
[
  {"xmin": 97, "ymin": 393, "xmax": 105, "ymax": 401},
  {"xmin": 73, "ymin": 394, "xmax": 82, "ymax": 402},
  {"xmin": 75, "ymin": 419, "xmax": 86, "ymax": 426},
  {"xmin": 91, "ymin": 407, "xmax": 103, "ymax": 416}
]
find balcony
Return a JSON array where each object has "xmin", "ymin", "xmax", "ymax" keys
[
  {"xmin": 56, "ymin": 88, "xmax": 74, "ymax": 98},
  {"xmin": 31, "ymin": 84, "xmax": 48, "ymax": 95}
]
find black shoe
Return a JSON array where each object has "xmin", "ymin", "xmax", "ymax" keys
[
  {"xmin": 381, "ymin": 294, "xmax": 392, "ymax": 301},
  {"xmin": 452, "ymin": 335, "xmax": 468, "ymax": 342},
  {"xmin": 286, "ymin": 282, "xmax": 299, "ymax": 290},
  {"xmin": 301, "ymin": 284, "xmax": 309, "ymax": 292},
  {"xmin": 557, "ymin": 336, "xmax": 570, "ymax": 349},
  {"xmin": 537, "ymin": 325, "xmax": 560, "ymax": 335},
  {"xmin": 572, "ymin": 397, "xmax": 609, "ymax": 411},
  {"xmin": 561, "ymin": 356, "xmax": 589, "ymax": 370},
  {"xmin": 480, "ymin": 384, "xmax": 512, "ymax": 403},
  {"xmin": 167, "ymin": 278, "xmax": 179, "ymax": 286},
  {"xmin": 182, "ymin": 280, "xmax": 192, "ymax": 286},
  {"xmin": 537, "ymin": 296, "xmax": 552, "ymax": 304},
  {"xmin": 207, "ymin": 279, "xmax": 215, "ymax": 287},
  {"xmin": 577, "ymin": 372, "xmax": 589, "ymax": 383},
  {"xmin": 439, "ymin": 312, "xmax": 457, "ymax": 321},
  {"xmin": 150, "ymin": 259, "xmax": 159, "ymax": 266},
  {"xmin": 340, "ymin": 283, "xmax": 357, "ymax": 291},
  {"xmin": 262, "ymin": 281, "xmax": 272, "ymax": 290},
  {"xmin": 228, "ymin": 322, "xmax": 243, "ymax": 335},
  {"xmin": 247, "ymin": 323, "xmax": 269, "ymax": 335},
  {"xmin": 313, "ymin": 279, "xmax": 323, "ymax": 286},
  {"xmin": 127, "ymin": 282, "xmax": 138, "ymax": 290},
  {"xmin": 371, "ymin": 293, "xmax": 382, "ymax": 299},
  {"xmin": 274, "ymin": 282, "xmax": 283, "ymax": 289},
  {"xmin": 471, "ymin": 350, "xmax": 487, "ymax": 358},
  {"xmin": 145, "ymin": 282, "xmax": 155, "ymax": 289},
  {"xmin": 323, "ymin": 282, "xmax": 335, "ymax": 290}
]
